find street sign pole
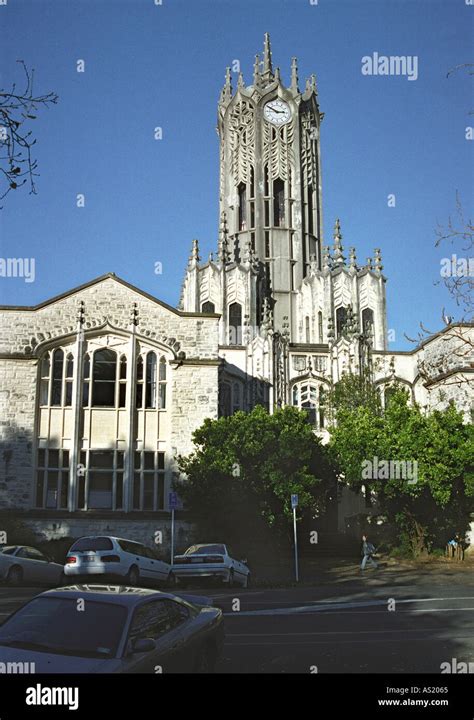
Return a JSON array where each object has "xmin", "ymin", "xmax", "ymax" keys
[
  {"xmin": 171, "ymin": 508, "xmax": 175, "ymax": 565},
  {"xmin": 169, "ymin": 491, "xmax": 178, "ymax": 565},
  {"xmin": 293, "ymin": 506, "xmax": 299, "ymax": 583},
  {"xmin": 291, "ymin": 494, "xmax": 299, "ymax": 583}
]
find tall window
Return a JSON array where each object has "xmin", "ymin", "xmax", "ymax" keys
[
  {"xmin": 39, "ymin": 349, "xmax": 74, "ymax": 407},
  {"xmin": 228, "ymin": 302, "xmax": 242, "ymax": 345},
  {"xmin": 77, "ymin": 450, "xmax": 124, "ymax": 511},
  {"xmin": 83, "ymin": 354, "xmax": 90, "ymax": 406},
  {"xmin": 136, "ymin": 353, "xmax": 167, "ymax": 410},
  {"xmin": 36, "ymin": 448, "xmax": 69, "ymax": 509},
  {"xmin": 318, "ymin": 312, "xmax": 323, "ymax": 343},
  {"xmin": 136, "ymin": 356, "xmax": 144, "ymax": 407},
  {"xmin": 305, "ymin": 316, "xmax": 311, "ymax": 343},
  {"xmin": 51, "ymin": 349, "xmax": 64, "ymax": 406},
  {"xmin": 40, "ymin": 353, "xmax": 50, "ymax": 406},
  {"xmin": 273, "ymin": 178, "xmax": 285, "ymax": 226},
  {"xmin": 336, "ymin": 307, "xmax": 348, "ymax": 338},
  {"xmin": 238, "ymin": 182, "xmax": 247, "ymax": 231},
  {"xmin": 65, "ymin": 354, "xmax": 74, "ymax": 406},
  {"xmin": 159, "ymin": 357, "xmax": 167, "ymax": 409},
  {"xmin": 119, "ymin": 356, "xmax": 127, "ymax": 408},
  {"xmin": 133, "ymin": 451, "xmax": 165, "ymax": 511},
  {"xmin": 92, "ymin": 349, "xmax": 117, "ymax": 407},
  {"xmin": 202, "ymin": 301, "xmax": 215, "ymax": 313},
  {"xmin": 146, "ymin": 352, "xmax": 157, "ymax": 409}
]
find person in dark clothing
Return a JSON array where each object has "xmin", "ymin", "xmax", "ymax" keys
[{"xmin": 360, "ymin": 534, "xmax": 378, "ymax": 570}]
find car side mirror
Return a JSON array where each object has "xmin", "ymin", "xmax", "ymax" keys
[{"xmin": 131, "ymin": 637, "xmax": 157, "ymax": 654}]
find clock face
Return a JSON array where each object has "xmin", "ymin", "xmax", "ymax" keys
[{"xmin": 264, "ymin": 99, "xmax": 292, "ymax": 126}]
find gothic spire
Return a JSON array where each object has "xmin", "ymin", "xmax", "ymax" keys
[
  {"xmin": 290, "ymin": 57, "xmax": 299, "ymax": 93},
  {"xmin": 310, "ymin": 73, "xmax": 318, "ymax": 94},
  {"xmin": 348, "ymin": 246, "xmax": 357, "ymax": 270},
  {"xmin": 253, "ymin": 54, "xmax": 261, "ymax": 87},
  {"xmin": 374, "ymin": 248, "xmax": 383, "ymax": 272},
  {"xmin": 218, "ymin": 212, "xmax": 229, "ymax": 264},
  {"xmin": 262, "ymin": 32, "xmax": 274, "ymax": 83},
  {"xmin": 223, "ymin": 67, "xmax": 232, "ymax": 102},
  {"xmin": 189, "ymin": 239, "xmax": 200, "ymax": 268},
  {"xmin": 333, "ymin": 218, "xmax": 345, "ymax": 264},
  {"xmin": 237, "ymin": 71, "xmax": 245, "ymax": 90}
]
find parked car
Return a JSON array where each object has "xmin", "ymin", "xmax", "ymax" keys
[
  {"xmin": 0, "ymin": 546, "xmax": 64, "ymax": 587},
  {"xmin": 64, "ymin": 536, "xmax": 171, "ymax": 586},
  {"xmin": 0, "ymin": 585, "xmax": 224, "ymax": 673},
  {"xmin": 173, "ymin": 543, "xmax": 250, "ymax": 587}
]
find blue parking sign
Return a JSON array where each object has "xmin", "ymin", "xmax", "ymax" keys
[
  {"xmin": 169, "ymin": 492, "xmax": 179, "ymax": 510},
  {"xmin": 291, "ymin": 494, "xmax": 298, "ymax": 509}
]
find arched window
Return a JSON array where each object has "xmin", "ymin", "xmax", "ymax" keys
[
  {"xmin": 145, "ymin": 352, "xmax": 157, "ymax": 409},
  {"xmin": 336, "ymin": 306, "xmax": 348, "ymax": 338},
  {"xmin": 305, "ymin": 316, "xmax": 311, "ymax": 343},
  {"xmin": 318, "ymin": 311, "xmax": 323, "ymax": 343},
  {"xmin": 40, "ymin": 353, "xmax": 50, "ymax": 406},
  {"xmin": 92, "ymin": 349, "xmax": 117, "ymax": 407},
  {"xmin": 228, "ymin": 302, "xmax": 242, "ymax": 345},
  {"xmin": 119, "ymin": 356, "xmax": 127, "ymax": 408},
  {"xmin": 136, "ymin": 356, "xmax": 144, "ymax": 408},
  {"xmin": 158, "ymin": 356, "xmax": 167, "ymax": 409},
  {"xmin": 273, "ymin": 178, "xmax": 285, "ymax": 226},
  {"xmin": 300, "ymin": 384, "xmax": 318, "ymax": 426},
  {"xmin": 65, "ymin": 353, "xmax": 74, "ymax": 406},
  {"xmin": 51, "ymin": 349, "xmax": 64, "ymax": 406},
  {"xmin": 83, "ymin": 354, "xmax": 90, "ymax": 406},
  {"xmin": 292, "ymin": 383, "xmax": 327, "ymax": 428},
  {"xmin": 202, "ymin": 301, "xmax": 215, "ymax": 313},
  {"xmin": 238, "ymin": 182, "xmax": 247, "ymax": 231}
]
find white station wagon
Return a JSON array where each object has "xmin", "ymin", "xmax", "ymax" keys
[
  {"xmin": 64, "ymin": 536, "xmax": 171, "ymax": 586},
  {"xmin": 172, "ymin": 544, "xmax": 250, "ymax": 587}
]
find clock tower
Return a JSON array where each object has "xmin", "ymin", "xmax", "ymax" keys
[{"xmin": 217, "ymin": 33, "xmax": 324, "ymax": 334}]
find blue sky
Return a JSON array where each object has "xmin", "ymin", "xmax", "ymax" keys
[{"xmin": 0, "ymin": 0, "xmax": 472, "ymax": 349}]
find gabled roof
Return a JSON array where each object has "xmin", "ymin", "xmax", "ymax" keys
[{"xmin": 0, "ymin": 272, "xmax": 221, "ymax": 318}]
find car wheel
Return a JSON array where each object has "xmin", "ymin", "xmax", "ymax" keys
[
  {"xmin": 227, "ymin": 569, "xmax": 234, "ymax": 588},
  {"xmin": 243, "ymin": 573, "xmax": 250, "ymax": 589},
  {"xmin": 195, "ymin": 642, "xmax": 216, "ymax": 673},
  {"xmin": 127, "ymin": 566, "xmax": 140, "ymax": 586},
  {"xmin": 7, "ymin": 565, "xmax": 23, "ymax": 586}
]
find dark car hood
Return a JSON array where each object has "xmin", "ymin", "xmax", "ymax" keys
[{"xmin": 0, "ymin": 646, "xmax": 120, "ymax": 673}]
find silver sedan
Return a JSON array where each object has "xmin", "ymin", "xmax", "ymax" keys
[{"xmin": 0, "ymin": 546, "xmax": 64, "ymax": 586}]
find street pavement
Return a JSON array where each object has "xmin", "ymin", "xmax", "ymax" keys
[{"xmin": 0, "ymin": 562, "xmax": 472, "ymax": 674}]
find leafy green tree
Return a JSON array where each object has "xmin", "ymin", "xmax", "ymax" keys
[
  {"xmin": 176, "ymin": 405, "xmax": 331, "ymax": 554},
  {"xmin": 329, "ymin": 383, "xmax": 473, "ymax": 555}
]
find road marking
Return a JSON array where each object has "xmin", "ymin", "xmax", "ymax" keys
[{"xmin": 223, "ymin": 596, "xmax": 474, "ymax": 617}]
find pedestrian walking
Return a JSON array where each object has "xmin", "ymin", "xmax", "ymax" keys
[{"xmin": 360, "ymin": 534, "xmax": 378, "ymax": 570}]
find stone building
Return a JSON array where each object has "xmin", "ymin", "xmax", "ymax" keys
[{"xmin": 0, "ymin": 35, "xmax": 472, "ymax": 545}]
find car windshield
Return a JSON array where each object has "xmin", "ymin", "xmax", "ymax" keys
[
  {"xmin": 1, "ymin": 547, "xmax": 17, "ymax": 555},
  {"xmin": 70, "ymin": 537, "xmax": 113, "ymax": 552},
  {"xmin": 184, "ymin": 544, "xmax": 226, "ymax": 555},
  {"xmin": 0, "ymin": 597, "xmax": 126, "ymax": 658}
]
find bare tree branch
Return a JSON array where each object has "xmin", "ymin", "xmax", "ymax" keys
[{"xmin": 0, "ymin": 60, "xmax": 58, "ymax": 207}]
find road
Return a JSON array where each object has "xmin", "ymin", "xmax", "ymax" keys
[{"xmin": 0, "ymin": 566, "xmax": 472, "ymax": 674}]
